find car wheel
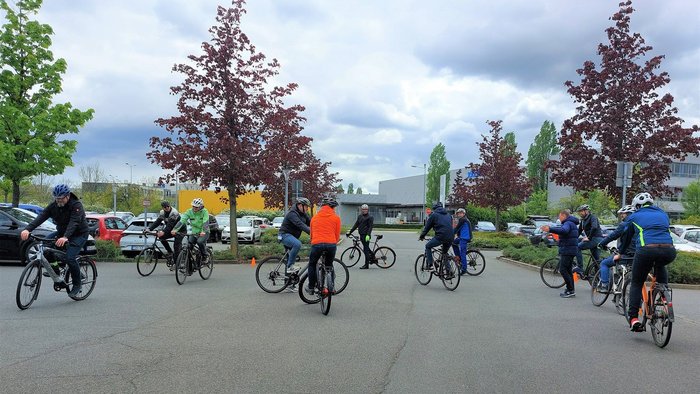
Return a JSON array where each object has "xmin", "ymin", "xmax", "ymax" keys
[{"xmin": 24, "ymin": 241, "xmax": 40, "ymax": 264}]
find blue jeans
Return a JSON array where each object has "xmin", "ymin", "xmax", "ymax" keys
[
  {"xmin": 628, "ymin": 247, "xmax": 675, "ymax": 320},
  {"xmin": 308, "ymin": 243, "xmax": 336, "ymax": 289},
  {"xmin": 280, "ymin": 233, "xmax": 302, "ymax": 268},
  {"xmin": 452, "ymin": 238, "xmax": 469, "ymax": 271},
  {"xmin": 48, "ymin": 231, "xmax": 87, "ymax": 289},
  {"xmin": 425, "ymin": 238, "xmax": 450, "ymax": 266},
  {"xmin": 599, "ymin": 255, "xmax": 616, "ymax": 284},
  {"xmin": 576, "ymin": 237, "xmax": 603, "ymax": 267}
]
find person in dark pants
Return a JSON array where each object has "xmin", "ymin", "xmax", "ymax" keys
[
  {"xmin": 452, "ymin": 208, "xmax": 472, "ymax": 275},
  {"xmin": 618, "ymin": 192, "xmax": 676, "ymax": 332},
  {"xmin": 347, "ymin": 203, "xmax": 374, "ymax": 269},
  {"xmin": 419, "ymin": 202, "xmax": 454, "ymax": 272},
  {"xmin": 542, "ymin": 209, "xmax": 580, "ymax": 298},
  {"xmin": 575, "ymin": 204, "xmax": 603, "ymax": 277},
  {"xmin": 21, "ymin": 184, "xmax": 90, "ymax": 298},
  {"xmin": 146, "ymin": 200, "xmax": 186, "ymax": 270},
  {"xmin": 305, "ymin": 197, "xmax": 341, "ymax": 295}
]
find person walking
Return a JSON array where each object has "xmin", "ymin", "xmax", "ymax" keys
[{"xmin": 542, "ymin": 209, "xmax": 580, "ymax": 298}]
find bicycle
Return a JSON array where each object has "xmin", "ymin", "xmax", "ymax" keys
[
  {"xmin": 298, "ymin": 252, "xmax": 337, "ymax": 315},
  {"xmin": 459, "ymin": 248, "xmax": 486, "ymax": 276},
  {"xmin": 414, "ymin": 238, "xmax": 460, "ymax": 291},
  {"xmin": 255, "ymin": 247, "xmax": 349, "ymax": 295},
  {"xmin": 540, "ymin": 250, "xmax": 600, "ymax": 288},
  {"xmin": 341, "ymin": 234, "xmax": 396, "ymax": 268},
  {"xmin": 175, "ymin": 234, "xmax": 214, "ymax": 285},
  {"xmin": 136, "ymin": 231, "xmax": 181, "ymax": 276},
  {"xmin": 16, "ymin": 234, "xmax": 98, "ymax": 310},
  {"xmin": 622, "ymin": 268, "xmax": 674, "ymax": 348},
  {"xmin": 590, "ymin": 249, "xmax": 632, "ymax": 315}
]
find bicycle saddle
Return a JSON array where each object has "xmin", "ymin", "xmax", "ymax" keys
[{"xmin": 376, "ymin": 235, "xmax": 383, "ymax": 240}]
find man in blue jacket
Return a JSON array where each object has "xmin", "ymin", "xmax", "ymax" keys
[
  {"xmin": 419, "ymin": 202, "xmax": 454, "ymax": 273},
  {"xmin": 452, "ymin": 208, "xmax": 472, "ymax": 275},
  {"xmin": 542, "ymin": 209, "xmax": 580, "ymax": 298},
  {"xmin": 595, "ymin": 205, "xmax": 636, "ymax": 291},
  {"xmin": 619, "ymin": 193, "xmax": 676, "ymax": 332}
]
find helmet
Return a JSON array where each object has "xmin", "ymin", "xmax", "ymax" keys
[
  {"xmin": 456, "ymin": 208, "xmax": 466, "ymax": 214},
  {"xmin": 617, "ymin": 205, "xmax": 636, "ymax": 215},
  {"xmin": 52, "ymin": 184, "xmax": 71, "ymax": 198},
  {"xmin": 360, "ymin": 204, "xmax": 369, "ymax": 210},
  {"xmin": 161, "ymin": 200, "xmax": 171, "ymax": 208},
  {"xmin": 191, "ymin": 198, "xmax": 204, "ymax": 208},
  {"xmin": 296, "ymin": 197, "xmax": 311, "ymax": 207},
  {"xmin": 632, "ymin": 192, "xmax": 654, "ymax": 208},
  {"xmin": 432, "ymin": 201, "xmax": 443, "ymax": 210},
  {"xmin": 321, "ymin": 196, "xmax": 338, "ymax": 208},
  {"xmin": 576, "ymin": 204, "xmax": 590, "ymax": 212}
]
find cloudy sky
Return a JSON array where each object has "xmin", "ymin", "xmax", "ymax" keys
[{"xmin": 31, "ymin": 0, "xmax": 700, "ymax": 193}]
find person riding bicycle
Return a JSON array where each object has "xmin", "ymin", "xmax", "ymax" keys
[
  {"xmin": 20, "ymin": 184, "xmax": 90, "ymax": 297},
  {"xmin": 542, "ymin": 209, "xmax": 580, "ymax": 298},
  {"xmin": 146, "ymin": 200, "xmax": 186, "ymax": 270},
  {"xmin": 419, "ymin": 202, "xmax": 454, "ymax": 273},
  {"xmin": 305, "ymin": 196, "xmax": 341, "ymax": 295},
  {"xmin": 575, "ymin": 204, "xmax": 603, "ymax": 278},
  {"xmin": 347, "ymin": 203, "xmax": 374, "ymax": 269},
  {"xmin": 595, "ymin": 205, "xmax": 637, "ymax": 291},
  {"xmin": 172, "ymin": 198, "xmax": 210, "ymax": 263},
  {"xmin": 451, "ymin": 208, "xmax": 472, "ymax": 275},
  {"xmin": 279, "ymin": 197, "xmax": 311, "ymax": 274},
  {"xmin": 618, "ymin": 192, "xmax": 676, "ymax": 332}
]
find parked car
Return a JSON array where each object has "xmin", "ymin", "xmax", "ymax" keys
[
  {"xmin": 251, "ymin": 217, "xmax": 271, "ymax": 231},
  {"xmin": 132, "ymin": 212, "xmax": 158, "ymax": 222},
  {"xmin": 600, "ymin": 225, "xmax": 617, "ymax": 238},
  {"xmin": 119, "ymin": 218, "xmax": 173, "ymax": 257},
  {"xmin": 208, "ymin": 214, "xmax": 220, "ymax": 242},
  {"xmin": 272, "ymin": 216, "xmax": 284, "ymax": 229},
  {"xmin": 223, "ymin": 218, "xmax": 261, "ymax": 244},
  {"xmin": 86, "ymin": 214, "xmax": 128, "ymax": 244},
  {"xmin": 110, "ymin": 211, "xmax": 135, "ymax": 223},
  {"xmin": 0, "ymin": 203, "xmax": 44, "ymax": 215},
  {"xmin": 506, "ymin": 224, "xmax": 536, "ymax": 237},
  {"xmin": 529, "ymin": 224, "xmax": 557, "ymax": 247},
  {"xmin": 605, "ymin": 231, "xmax": 700, "ymax": 254},
  {"xmin": 474, "ymin": 221, "xmax": 497, "ymax": 232},
  {"xmin": 669, "ymin": 225, "xmax": 700, "ymax": 245},
  {"xmin": 215, "ymin": 215, "xmax": 231, "ymax": 229}
]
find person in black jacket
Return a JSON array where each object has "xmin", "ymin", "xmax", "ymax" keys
[
  {"xmin": 542, "ymin": 209, "xmax": 580, "ymax": 298},
  {"xmin": 575, "ymin": 204, "xmax": 603, "ymax": 278},
  {"xmin": 347, "ymin": 204, "xmax": 374, "ymax": 269},
  {"xmin": 145, "ymin": 201, "xmax": 185, "ymax": 270},
  {"xmin": 419, "ymin": 202, "xmax": 454, "ymax": 272},
  {"xmin": 21, "ymin": 184, "xmax": 89, "ymax": 297},
  {"xmin": 278, "ymin": 197, "xmax": 311, "ymax": 274}
]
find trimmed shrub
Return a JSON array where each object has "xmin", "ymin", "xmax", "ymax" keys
[{"xmin": 95, "ymin": 239, "xmax": 120, "ymax": 259}]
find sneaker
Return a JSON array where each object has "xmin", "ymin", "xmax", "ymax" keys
[
  {"xmin": 304, "ymin": 285, "xmax": 315, "ymax": 295},
  {"xmin": 359, "ymin": 264, "xmax": 369, "ymax": 269},
  {"xmin": 169, "ymin": 264, "xmax": 176, "ymax": 271},
  {"xmin": 287, "ymin": 265, "xmax": 300, "ymax": 275},
  {"xmin": 597, "ymin": 282, "xmax": 609, "ymax": 292},
  {"xmin": 573, "ymin": 266, "xmax": 584, "ymax": 276},
  {"xmin": 68, "ymin": 286, "xmax": 82, "ymax": 297},
  {"xmin": 460, "ymin": 269, "xmax": 468, "ymax": 276},
  {"xmin": 630, "ymin": 318, "xmax": 643, "ymax": 332},
  {"xmin": 560, "ymin": 290, "xmax": 576, "ymax": 298}
]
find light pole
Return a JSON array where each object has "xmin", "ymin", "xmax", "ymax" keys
[
  {"xmin": 411, "ymin": 163, "xmax": 426, "ymax": 223},
  {"xmin": 282, "ymin": 166, "xmax": 292, "ymax": 212},
  {"xmin": 125, "ymin": 162, "xmax": 136, "ymax": 185},
  {"xmin": 109, "ymin": 175, "xmax": 117, "ymax": 214}
]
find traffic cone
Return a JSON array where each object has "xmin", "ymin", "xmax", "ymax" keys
[
  {"xmin": 251, "ymin": 257, "xmax": 256, "ymax": 267},
  {"xmin": 573, "ymin": 272, "xmax": 579, "ymax": 283}
]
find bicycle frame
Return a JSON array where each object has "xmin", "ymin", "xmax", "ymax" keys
[
  {"xmin": 349, "ymin": 234, "xmax": 382, "ymax": 255},
  {"xmin": 33, "ymin": 238, "xmax": 67, "ymax": 285}
]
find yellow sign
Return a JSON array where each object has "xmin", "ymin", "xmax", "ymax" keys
[{"xmin": 177, "ymin": 190, "xmax": 268, "ymax": 215}]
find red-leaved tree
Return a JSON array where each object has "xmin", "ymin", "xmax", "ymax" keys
[
  {"xmin": 147, "ymin": 1, "xmax": 335, "ymax": 255},
  {"xmin": 455, "ymin": 120, "xmax": 531, "ymax": 230},
  {"xmin": 550, "ymin": 1, "xmax": 700, "ymax": 202}
]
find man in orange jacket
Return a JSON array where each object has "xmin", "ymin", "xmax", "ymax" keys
[{"xmin": 305, "ymin": 196, "xmax": 341, "ymax": 295}]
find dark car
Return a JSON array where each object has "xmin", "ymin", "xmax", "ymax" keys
[
  {"xmin": 529, "ymin": 224, "xmax": 558, "ymax": 248},
  {"xmin": 506, "ymin": 224, "xmax": 536, "ymax": 237},
  {"xmin": 208, "ymin": 214, "xmax": 220, "ymax": 243}
]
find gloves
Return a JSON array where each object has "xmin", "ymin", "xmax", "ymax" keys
[
  {"xmin": 598, "ymin": 242, "xmax": 608, "ymax": 251},
  {"xmin": 365, "ymin": 235, "xmax": 370, "ymax": 242},
  {"xmin": 419, "ymin": 236, "xmax": 425, "ymax": 241}
]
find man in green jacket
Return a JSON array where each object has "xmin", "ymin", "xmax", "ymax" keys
[{"xmin": 172, "ymin": 198, "xmax": 210, "ymax": 263}]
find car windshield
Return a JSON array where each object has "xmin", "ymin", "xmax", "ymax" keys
[
  {"xmin": 272, "ymin": 217, "xmax": 284, "ymax": 224},
  {"xmin": 236, "ymin": 219, "xmax": 252, "ymax": 227},
  {"xmin": 0, "ymin": 207, "xmax": 56, "ymax": 230},
  {"xmin": 125, "ymin": 220, "xmax": 152, "ymax": 232},
  {"xmin": 670, "ymin": 233, "xmax": 688, "ymax": 244},
  {"xmin": 216, "ymin": 216, "xmax": 230, "ymax": 227}
]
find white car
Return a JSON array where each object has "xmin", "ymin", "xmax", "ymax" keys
[
  {"xmin": 272, "ymin": 216, "xmax": 284, "ymax": 229},
  {"xmin": 669, "ymin": 225, "xmax": 700, "ymax": 245},
  {"xmin": 222, "ymin": 218, "xmax": 261, "ymax": 244},
  {"xmin": 606, "ymin": 231, "xmax": 700, "ymax": 253}
]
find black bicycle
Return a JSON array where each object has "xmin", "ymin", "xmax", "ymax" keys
[
  {"xmin": 16, "ymin": 234, "xmax": 97, "ymax": 310},
  {"xmin": 540, "ymin": 251, "xmax": 599, "ymax": 288},
  {"xmin": 136, "ymin": 231, "xmax": 180, "ymax": 276},
  {"xmin": 175, "ymin": 234, "xmax": 214, "ymax": 285},
  {"xmin": 255, "ymin": 247, "xmax": 349, "ymax": 295},
  {"xmin": 341, "ymin": 234, "xmax": 396, "ymax": 268},
  {"xmin": 298, "ymin": 252, "xmax": 337, "ymax": 315},
  {"xmin": 414, "ymin": 238, "xmax": 460, "ymax": 291}
]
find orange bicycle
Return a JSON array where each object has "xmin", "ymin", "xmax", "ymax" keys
[{"xmin": 622, "ymin": 268, "xmax": 674, "ymax": 348}]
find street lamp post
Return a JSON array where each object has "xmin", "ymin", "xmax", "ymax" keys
[
  {"xmin": 282, "ymin": 166, "xmax": 292, "ymax": 213},
  {"xmin": 109, "ymin": 175, "xmax": 117, "ymax": 214},
  {"xmin": 411, "ymin": 163, "xmax": 427, "ymax": 223},
  {"xmin": 125, "ymin": 162, "xmax": 136, "ymax": 199}
]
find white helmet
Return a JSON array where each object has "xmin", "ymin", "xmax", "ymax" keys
[
  {"xmin": 191, "ymin": 198, "xmax": 204, "ymax": 208},
  {"xmin": 631, "ymin": 192, "xmax": 654, "ymax": 208},
  {"xmin": 361, "ymin": 204, "xmax": 369, "ymax": 210},
  {"xmin": 617, "ymin": 205, "xmax": 636, "ymax": 215}
]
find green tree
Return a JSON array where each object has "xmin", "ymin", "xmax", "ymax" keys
[
  {"xmin": 0, "ymin": 176, "xmax": 11, "ymax": 202},
  {"xmin": 426, "ymin": 143, "xmax": 450, "ymax": 204},
  {"xmin": 335, "ymin": 184, "xmax": 344, "ymax": 194},
  {"xmin": 526, "ymin": 121, "xmax": 559, "ymax": 192},
  {"xmin": 347, "ymin": 183, "xmax": 354, "ymax": 194},
  {"xmin": 504, "ymin": 131, "xmax": 517, "ymax": 157},
  {"xmin": 356, "ymin": 187, "xmax": 363, "ymax": 195},
  {"xmin": 0, "ymin": 0, "xmax": 94, "ymax": 206},
  {"xmin": 681, "ymin": 181, "xmax": 700, "ymax": 217},
  {"xmin": 526, "ymin": 189, "xmax": 549, "ymax": 216}
]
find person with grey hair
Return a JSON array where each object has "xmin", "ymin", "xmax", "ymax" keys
[
  {"xmin": 451, "ymin": 208, "xmax": 472, "ymax": 275},
  {"xmin": 347, "ymin": 204, "xmax": 374, "ymax": 269},
  {"xmin": 542, "ymin": 209, "xmax": 580, "ymax": 298}
]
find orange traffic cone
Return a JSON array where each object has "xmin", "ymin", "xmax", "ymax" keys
[
  {"xmin": 573, "ymin": 272, "xmax": 579, "ymax": 283},
  {"xmin": 251, "ymin": 257, "xmax": 256, "ymax": 267}
]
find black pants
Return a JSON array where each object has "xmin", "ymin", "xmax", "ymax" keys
[
  {"xmin": 308, "ymin": 243, "xmax": 337, "ymax": 289},
  {"xmin": 360, "ymin": 234, "xmax": 372, "ymax": 265},
  {"xmin": 559, "ymin": 254, "xmax": 575, "ymax": 292},
  {"xmin": 159, "ymin": 232, "xmax": 184, "ymax": 261},
  {"xmin": 627, "ymin": 246, "xmax": 676, "ymax": 320}
]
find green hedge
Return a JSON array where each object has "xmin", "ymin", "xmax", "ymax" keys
[
  {"xmin": 373, "ymin": 223, "xmax": 423, "ymax": 230},
  {"xmin": 95, "ymin": 239, "xmax": 121, "ymax": 259}
]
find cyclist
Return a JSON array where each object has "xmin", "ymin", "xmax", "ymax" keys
[
  {"xmin": 346, "ymin": 203, "xmax": 374, "ymax": 269},
  {"xmin": 279, "ymin": 197, "xmax": 311, "ymax": 275},
  {"xmin": 419, "ymin": 202, "xmax": 454, "ymax": 273},
  {"xmin": 171, "ymin": 198, "xmax": 210, "ymax": 264},
  {"xmin": 575, "ymin": 204, "xmax": 603, "ymax": 278},
  {"xmin": 146, "ymin": 200, "xmax": 186, "ymax": 270},
  {"xmin": 20, "ymin": 184, "xmax": 90, "ymax": 297},
  {"xmin": 541, "ymin": 209, "xmax": 580, "ymax": 298},
  {"xmin": 595, "ymin": 205, "xmax": 636, "ymax": 291},
  {"xmin": 451, "ymin": 208, "xmax": 473, "ymax": 275},
  {"xmin": 305, "ymin": 196, "xmax": 341, "ymax": 295},
  {"xmin": 619, "ymin": 192, "xmax": 676, "ymax": 332}
]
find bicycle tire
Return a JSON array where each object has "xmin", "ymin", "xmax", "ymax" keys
[
  {"xmin": 298, "ymin": 273, "xmax": 321, "ymax": 304},
  {"xmin": 622, "ymin": 278, "xmax": 631, "ymax": 322},
  {"xmin": 16, "ymin": 261, "xmax": 42, "ymax": 310},
  {"xmin": 320, "ymin": 267, "xmax": 332, "ymax": 315},
  {"xmin": 414, "ymin": 254, "xmax": 432, "ymax": 285},
  {"xmin": 650, "ymin": 288, "xmax": 672, "ymax": 348},
  {"xmin": 590, "ymin": 270, "xmax": 609, "ymax": 306},
  {"xmin": 332, "ymin": 258, "xmax": 350, "ymax": 295},
  {"xmin": 255, "ymin": 256, "xmax": 289, "ymax": 293},
  {"xmin": 584, "ymin": 258, "xmax": 599, "ymax": 285},
  {"xmin": 136, "ymin": 247, "xmax": 158, "ymax": 277},
  {"xmin": 465, "ymin": 250, "xmax": 486, "ymax": 276},
  {"xmin": 68, "ymin": 257, "xmax": 97, "ymax": 301},
  {"xmin": 374, "ymin": 246, "xmax": 396, "ymax": 269},
  {"xmin": 199, "ymin": 248, "xmax": 214, "ymax": 280},
  {"xmin": 540, "ymin": 257, "xmax": 565, "ymax": 288},
  {"xmin": 340, "ymin": 246, "xmax": 362, "ymax": 268},
  {"xmin": 440, "ymin": 257, "xmax": 460, "ymax": 291},
  {"xmin": 175, "ymin": 252, "xmax": 188, "ymax": 285}
]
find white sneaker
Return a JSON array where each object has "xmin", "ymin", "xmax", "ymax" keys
[{"xmin": 287, "ymin": 265, "xmax": 300, "ymax": 274}]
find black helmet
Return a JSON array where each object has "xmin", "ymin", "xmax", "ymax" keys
[
  {"xmin": 161, "ymin": 200, "xmax": 171, "ymax": 208},
  {"xmin": 432, "ymin": 201, "xmax": 443, "ymax": 210},
  {"xmin": 321, "ymin": 196, "xmax": 338, "ymax": 208},
  {"xmin": 296, "ymin": 197, "xmax": 311, "ymax": 207}
]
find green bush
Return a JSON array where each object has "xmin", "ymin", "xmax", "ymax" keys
[
  {"xmin": 373, "ymin": 223, "xmax": 423, "ymax": 230},
  {"xmin": 470, "ymin": 232, "xmax": 531, "ymax": 249},
  {"xmin": 95, "ymin": 239, "xmax": 121, "ymax": 259},
  {"xmin": 667, "ymin": 252, "xmax": 700, "ymax": 284}
]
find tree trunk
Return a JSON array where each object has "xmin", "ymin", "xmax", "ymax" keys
[
  {"xmin": 495, "ymin": 208, "xmax": 501, "ymax": 232},
  {"xmin": 12, "ymin": 179, "xmax": 20, "ymax": 207},
  {"xmin": 228, "ymin": 187, "xmax": 239, "ymax": 256}
]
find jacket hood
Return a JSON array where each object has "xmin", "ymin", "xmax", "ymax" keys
[
  {"xmin": 433, "ymin": 207, "xmax": 448, "ymax": 215},
  {"xmin": 317, "ymin": 205, "xmax": 336, "ymax": 217},
  {"xmin": 564, "ymin": 215, "xmax": 579, "ymax": 225}
]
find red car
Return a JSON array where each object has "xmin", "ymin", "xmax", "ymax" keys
[{"xmin": 86, "ymin": 214, "xmax": 128, "ymax": 244}]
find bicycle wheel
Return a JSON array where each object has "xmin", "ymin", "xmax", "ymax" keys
[
  {"xmin": 199, "ymin": 248, "xmax": 214, "ymax": 280},
  {"xmin": 16, "ymin": 261, "xmax": 42, "ymax": 310},
  {"xmin": 590, "ymin": 270, "xmax": 610, "ymax": 306},
  {"xmin": 136, "ymin": 247, "xmax": 158, "ymax": 277},
  {"xmin": 175, "ymin": 252, "xmax": 189, "ymax": 285},
  {"xmin": 298, "ymin": 273, "xmax": 321, "ymax": 304},
  {"xmin": 319, "ymin": 267, "xmax": 332, "ymax": 316},
  {"xmin": 340, "ymin": 246, "xmax": 362, "ymax": 268},
  {"xmin": 650, "ymin": 288, "xmax": 673, "ymax": 348},
  {"xmin": 255, "ymin": 256, "xmax": 289, "ymax": 293},
  {"xmin": 465, "ymin": 250, "xmax": 486, "ymax": 276},
  {"xmin": 622, "ymin": 278, "xmax": 631, "ymax": 322},
  {"xmin": 68, "ymin": 257, "xmax": 97, "ymax": 301},
  {"xmin": 584, "ymin": 258, "xmax": 599, "ymax": 285},
  {"xmin": 331, "ymin": 258, "xmax": 350, "ymax": 295},
  {"xmin": 540, "ymin": 257, "xmax": 565, "ymax": 288},
  {"xmin": 414, "ymin": 254, "xmax": 432, "ymax": 285},
  {"xmin": 374, "ymin": 246, "xmax": 396, "ymax": 269},
  {"xmin": 440, "ymin": 257, "xmax": 460, "ymax": 291}
]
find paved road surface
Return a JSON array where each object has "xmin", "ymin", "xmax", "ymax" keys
[{"xmin": 1, "ymin": 231, "xmax": 698, "ymax": 393}]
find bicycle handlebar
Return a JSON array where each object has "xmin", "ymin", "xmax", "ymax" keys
[{"xmin": 27, "ymin": 233, "xmax": 57, "ymax": 243}]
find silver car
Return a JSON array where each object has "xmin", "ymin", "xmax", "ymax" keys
[
  {"xmin": 119, "ymin": 219, "xmax": 179, "ymax": 257},
  {"xmin": 223, "ymin": 218, "xmax": 261, "ymax": 244}
]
